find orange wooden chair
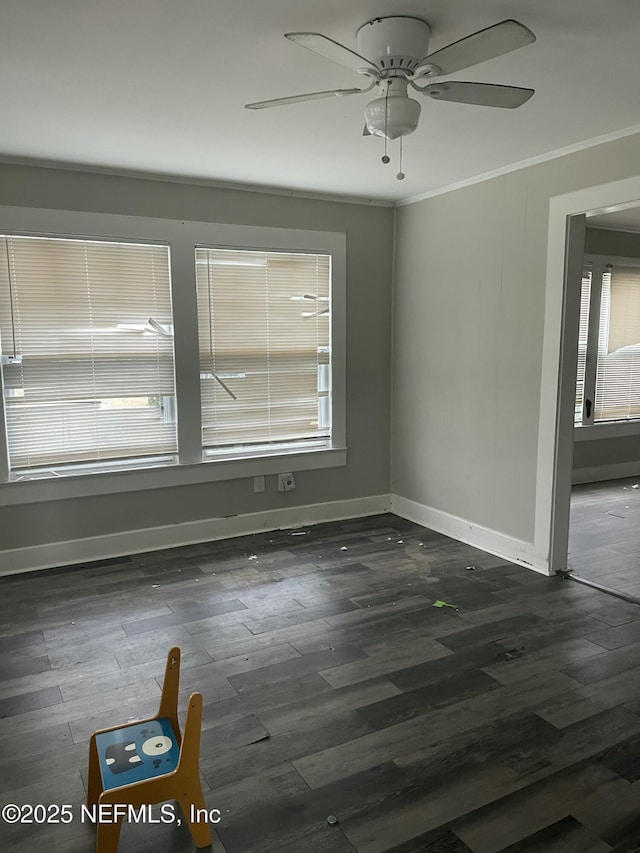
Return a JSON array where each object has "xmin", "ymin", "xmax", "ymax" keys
[{"xmin": 87, "ymin": 647, "xmax": 212, "ymax": 852}]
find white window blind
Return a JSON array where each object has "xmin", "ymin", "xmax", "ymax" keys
[
  {"xmin": 195, "ymin": 248, "xmax": 331, "ymax": 452},
  {"xmin": 595, "ymin": 266, "xmax": 640, "ymax": 421},
  {"xmin": 575, "ymin": 271, "xmax": 591, "ymax": 423},
  {"xmin": 0, "ymin": 235, "xmax": 176, "ymax": 471}
]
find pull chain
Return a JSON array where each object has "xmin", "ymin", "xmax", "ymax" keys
[
  {"xmin": 396, "ymin": 137, "xmax": 405, "ymax": 180},
  {"xmin": 381, "ymin": 89, "xmax": 390, "ymax": 164}
]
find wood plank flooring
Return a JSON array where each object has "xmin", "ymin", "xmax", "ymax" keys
[
  {"xmin": 570, "ymin": 476, "xmax": 640, "ymax": 595},
  {"xmin": 2, "ymin": 513, "xmax": 640, "ymax": 852}
]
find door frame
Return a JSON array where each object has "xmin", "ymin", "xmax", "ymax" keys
[{"xmin": 536, "ymin": 175, "xmax": 640, "ymax": 574}]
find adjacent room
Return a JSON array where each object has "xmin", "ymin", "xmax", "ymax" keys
[
  {"xmin": 3, "ymin": 2, "xmax": 640, "ymax": 851},
  {"xmin": 569, "ymin": 214, "xmax": 640, "ymax": 596}
]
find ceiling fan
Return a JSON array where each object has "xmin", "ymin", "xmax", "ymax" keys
[{"xmin": 246, "ymin": 17, "xmax": 536, "ymax": 178}]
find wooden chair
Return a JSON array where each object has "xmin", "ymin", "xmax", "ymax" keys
[{"xmin": 87, "ymin": 647, "xmax": 212, "ymax": 852}]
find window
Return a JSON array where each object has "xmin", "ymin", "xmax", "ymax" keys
[
  {"xmin": 575, "ymin": 258, "xmax": 640, "ymax": 426},
  {"xmin": 575, "ymin": 270, "xmax": 591, "ymax": 423},
  {"xmin": 0, "ymin": 207, "xmax": 346, "ymax": 494},
  {"xmin": 0, "ymin": 236, "xmax": 176, "ymax": 474},
  {"xmin": 195, "ymin": 248, "xmax": 331, "ymax": 455}
]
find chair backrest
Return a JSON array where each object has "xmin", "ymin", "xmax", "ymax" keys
[
  {"xmin": 176, "ymin": 692, "xmax": 204, "ymax": 777},
  {"xmin": 157, "ymin": 646, "xmax": 181, "ymax": 742}
]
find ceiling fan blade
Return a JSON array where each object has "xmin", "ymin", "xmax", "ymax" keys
[
  {"xmin": 285, "ymin": 32, "xmax": 376, "ymax": 73},
  {"xmin": 423, "ymin": 81, "xmax": 534, "ymax": 109},
  {"xmin": 245, "ymin": 88, "xmax": 364, "ymax": 110},
  {"xmin": 416, "ymin": 19, "xmax": 535, "ymax": 76}
]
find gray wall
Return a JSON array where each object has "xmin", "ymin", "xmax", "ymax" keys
[
  {"xmin": 585, "ymin": 226, "xmax": 640, "ymax": 258},
  {"xmin": 0, "ymin": 164, "xmax": 393, "ymax": 551},
  {"xmin": 573, "ymin": 435, "xmax": 640, "ymax": 479},
  {"xmin": 573, "ymin": 227, "xmax": 640, "ymax": 479},
  {"xmin": 392, "ymin": 132, "xmax": 640, "ymax": 543}
]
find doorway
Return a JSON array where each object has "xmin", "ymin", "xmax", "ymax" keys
[
  {"xmin": 566, "ymin": 207, "xmax": 640, "ymax": 594},
  {"xmin": 540, "ymin": 178, "xmax": 640, "ymax": 589}
]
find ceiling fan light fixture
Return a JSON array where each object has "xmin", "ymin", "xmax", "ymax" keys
[{"xmin": 364, "ymin": 94, "xmax": 421, "ymax": 139}]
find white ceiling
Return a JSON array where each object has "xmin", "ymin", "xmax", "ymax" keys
[{"xmin": 2, "ymin": 0, "xmax": 640, "ymax": 204}]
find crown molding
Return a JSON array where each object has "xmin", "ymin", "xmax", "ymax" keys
[
  {"xmin": 586, "ymin": 223, "xmax": 640, "ymax": 235},
  {"xmin": 396, "ymin": 121, "xmax": 640, "ymax": 207}
]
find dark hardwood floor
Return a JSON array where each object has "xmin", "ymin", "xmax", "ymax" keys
[
  {"xmin": 570, "ymin": 476, "xmax": 640, "ymax": 595},
  {"xmin": 2, "ymin": 513, "xmax": 640, "ymax": 852}
]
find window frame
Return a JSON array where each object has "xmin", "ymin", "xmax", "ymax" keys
[
  {"xmin": 0, "ymin": 206, "xmax": 346, "ymax": 506},
  {"xmin": 194, "ymin": 244, "xmax": 333, "ymax": 456},
  {"xmin": 0, "ymin": 234, "xmax": 178, "ymax": 471},
  {"xmin": 575, "ymin": 252, "xmax": 640, "ymax": 442}
]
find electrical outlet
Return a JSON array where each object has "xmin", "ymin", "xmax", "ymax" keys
[
  {"xmin": 253, "ymin": 475, "xmax": 265, "ymax": 493},
  {"xmin": 277, "ymin": 472, "xmax": 295, "ymax": 492}
]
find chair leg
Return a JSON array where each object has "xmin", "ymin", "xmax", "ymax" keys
[
  {"xmin": 87, "ymin": 734, "xmax": 103, "ymax": 810},
  {"xmin": 177, "ymin": 787, "xmax": 212, "ymax": 849},
  {"xmin": 95, "ymin": 814, "xmax": 124, "ymax": 853}
]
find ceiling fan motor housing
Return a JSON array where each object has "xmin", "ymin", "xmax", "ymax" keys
[{"xmin": 356, "ymin": 16, "xmax": 431, "ymax": 73}]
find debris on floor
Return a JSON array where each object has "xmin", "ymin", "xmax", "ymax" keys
[
  {"xmin": 327, "ymin": 815, "xmax": 339, "ymax": 826},
  {"xmin": 340, "ymin": 546, "xmax": 348, "ymax": 551},
  {"xmin": 248, "ymin": 555, "xmax": 258, "ymax": 561},
  {"xmin": 466, "ymin": 565, "xmax": 476, "ymax": 571},
  {"xmin": 290, "ymin": 531, "xmax": 308, "ymax": 536},
  {"xmin": 433, "ymin": 600, "xmax": 459, "ymax": 610},
  {"xmin": 501, "ymin": 646, "xmax": 525, "ymax": 661},
  {"xmin": 633, "ymin": 484, "xmax": 639, "ymax": 489}
]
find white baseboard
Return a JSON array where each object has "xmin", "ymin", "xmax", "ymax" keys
[
  {"xmin": 0, "ymin": 494, "xmax": 391, "ymax": 576},
  {"xmin": 573, "ymin": 462, "xmax": 640, "ymax": 485},
  {"xmin": 390, "ymin": 494, "xmax": 549, "ymax": 575},
  {"xmin": 3, "ymin": 492, "xmax": 549, "ymax": 578}
]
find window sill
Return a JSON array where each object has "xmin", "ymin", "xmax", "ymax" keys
[
  {"xmin": 574, "ymin": 421, "xmax": 640, "ymax": 441},
  {"xmin": 0, "ymin": 446, "xmax": 348, "ymax": 507}
]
